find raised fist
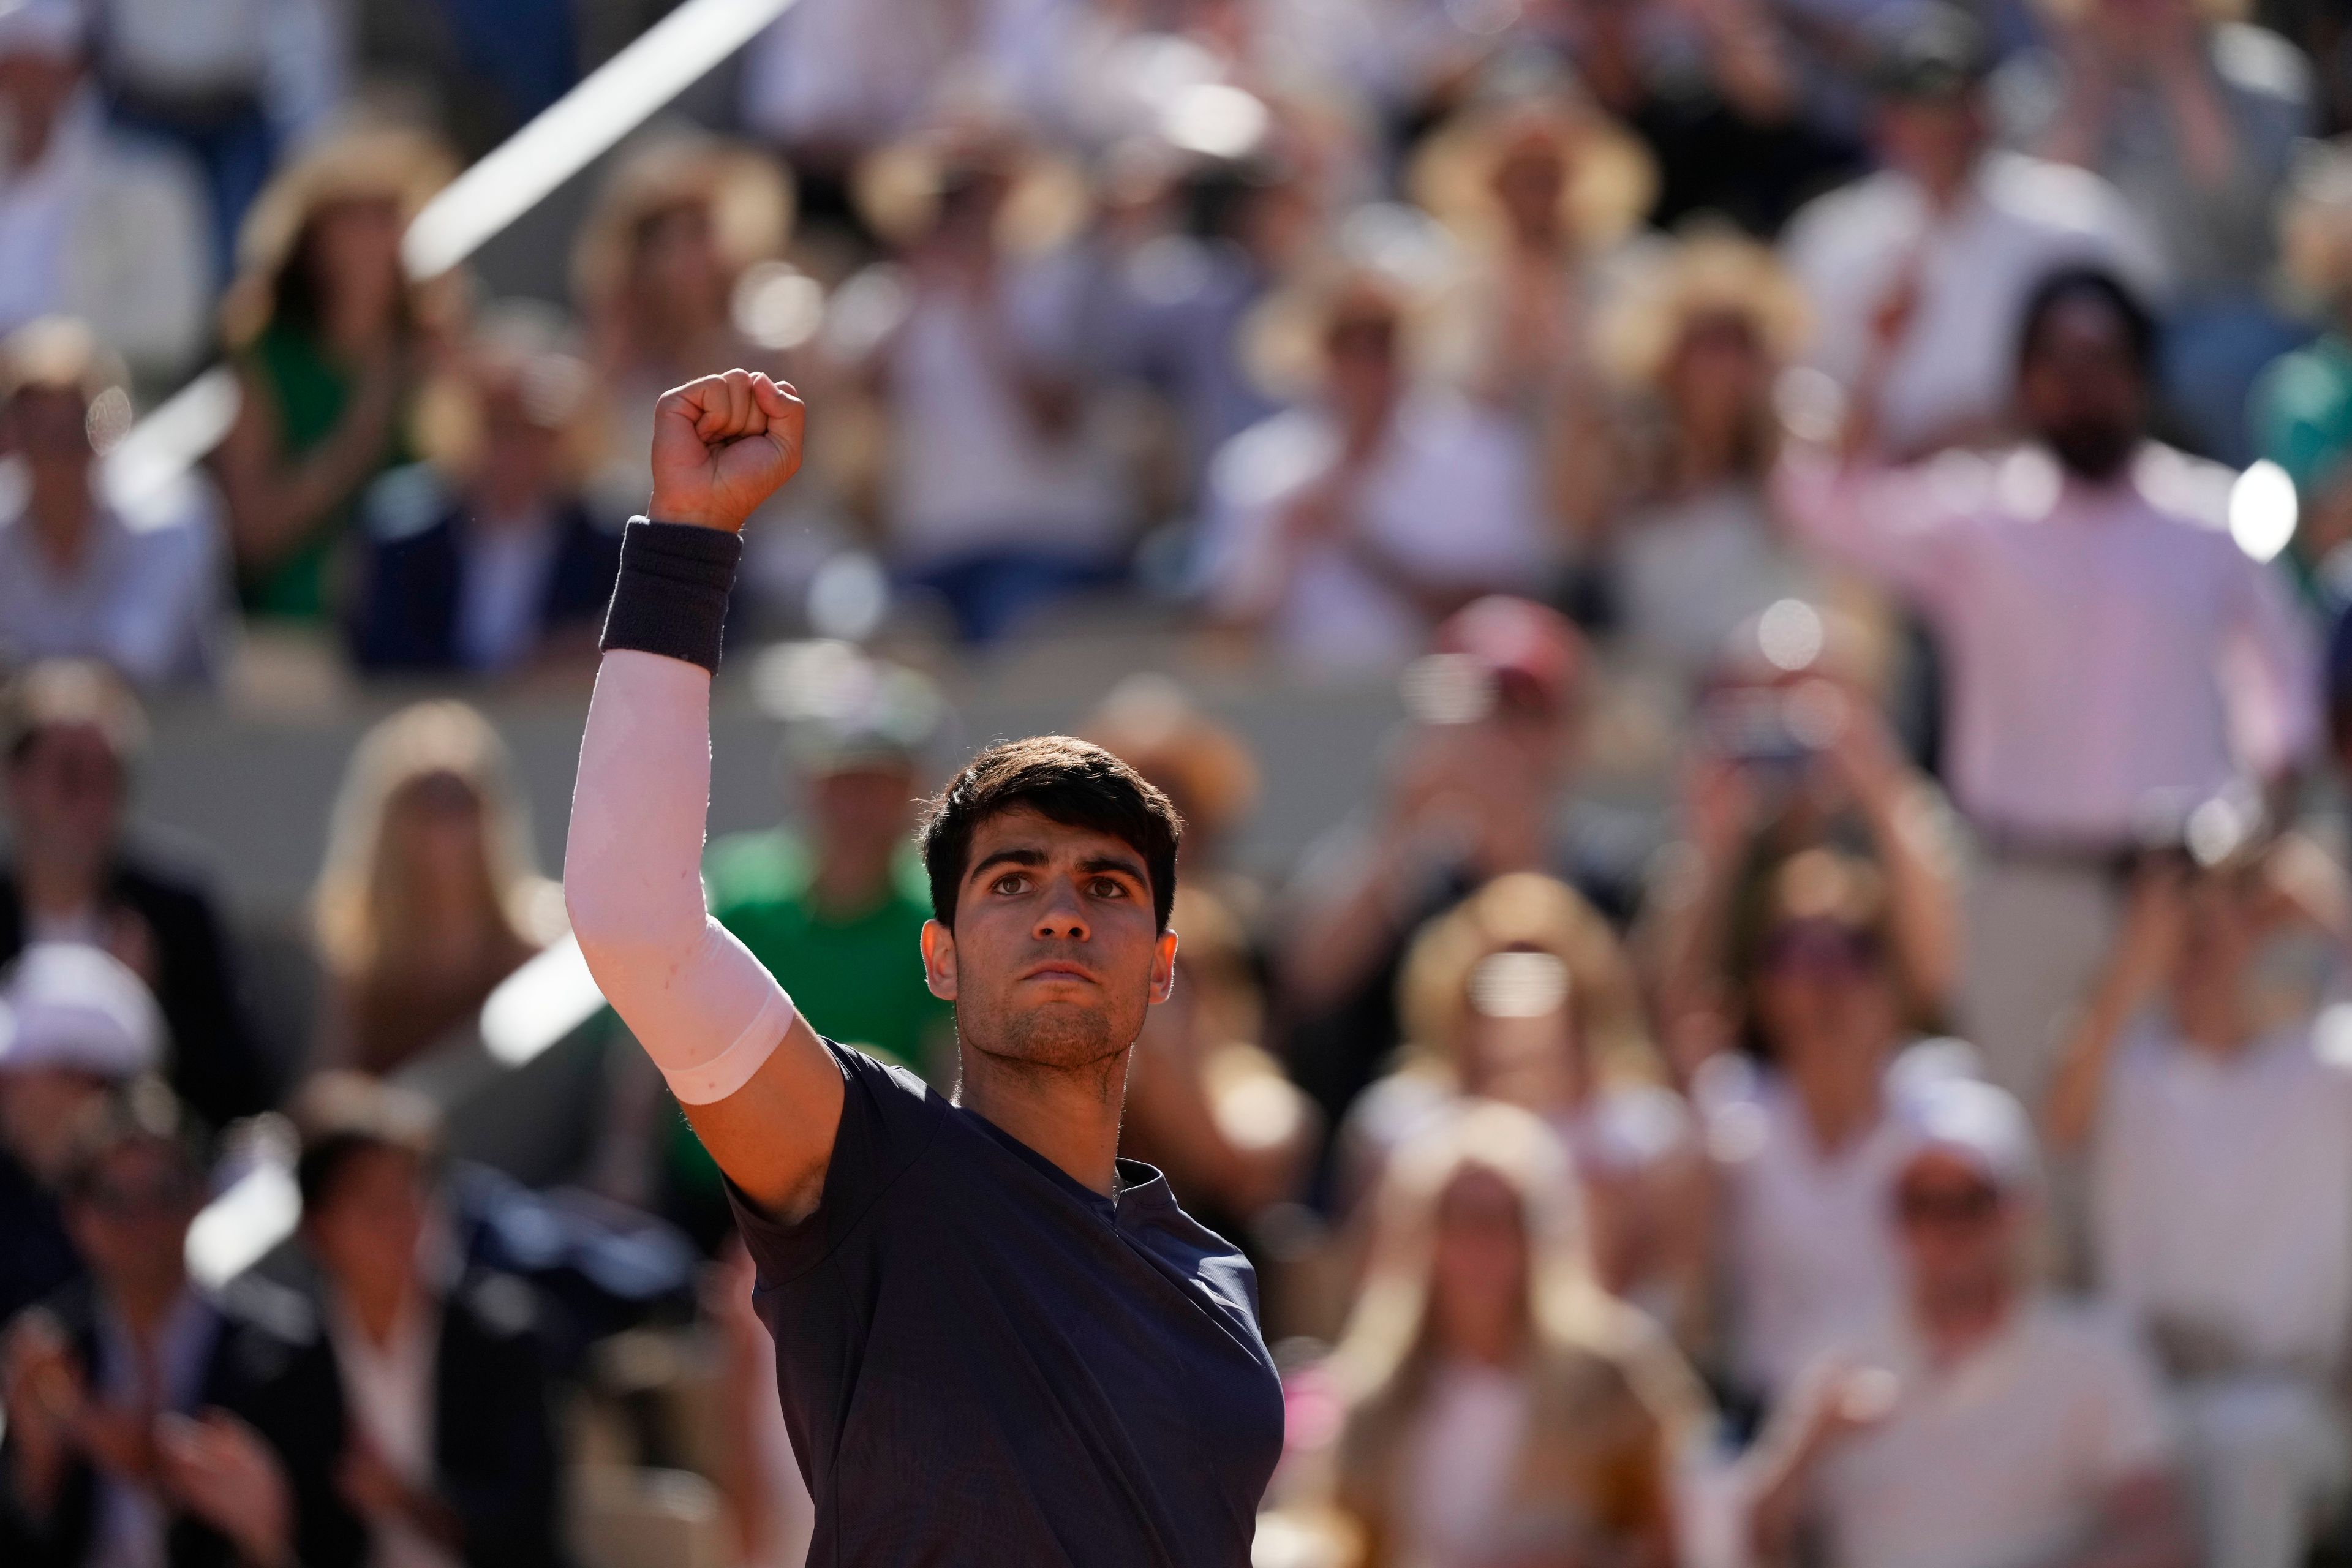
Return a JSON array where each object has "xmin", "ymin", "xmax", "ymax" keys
[{"xmin": 647, "ymin": 369, "xmax": 806, "ymax": 533}]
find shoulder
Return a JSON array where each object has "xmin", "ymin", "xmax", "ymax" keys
[
  {"xmin": 1978, "ymin": 151, "xmax": 2144, "ymax": 242},
  {"xmin": 2022, "ymin": 1297, "xmax": 2157, "ymax": 1381},
  {"xmin": 2130, "ymin": 444, "xmax": 2239, "ymax": 535},
  {"xmin": 355, "ymin": 463, "xmax": 459, "ymax": 549},
  {"xmin": 1783, "ymin": 172, "xmax": 1911, "ymax": 262},
  {"xmin": 86, "ymin": 128, "xmax": 206, "ymax": 217}
]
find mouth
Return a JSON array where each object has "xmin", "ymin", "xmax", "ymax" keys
[{"xmin": 1020, "ymin": 962, "xmax": 1098, "ymax": 986}]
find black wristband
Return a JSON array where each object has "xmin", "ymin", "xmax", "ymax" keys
[{"xmin": 600, "ymin": 519, "xmax": 742, "ymax": 673}]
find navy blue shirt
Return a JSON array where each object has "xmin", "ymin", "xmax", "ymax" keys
[{"xmin": 729, "ymin": 1041, "xmax": 1284, "ymax": 1566}]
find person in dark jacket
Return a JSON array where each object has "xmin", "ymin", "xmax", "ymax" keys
[
  {"xmin": 0, "ymin": 662, "xmax": 271, "ymax": 1131},
  {"xmin": 344, "ymin": 311, "xmax": 620, "ymax": 677},
  {"xmin": 292, "ymin": 1072, "xmax": 565, "ymax": 1568},
  {"xmin": 0, "ymin": 1084, "xmax": 361, "ymax": 1568}
]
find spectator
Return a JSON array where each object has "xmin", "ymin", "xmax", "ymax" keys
[
  {"xmin": 1348, "ymin": 872, "xmax": 1709, "ymax": 1345},
  {"xmin": 1201, "ymin": 262, "xmax": 1556, "ymax": 669},
  {"xmin": 573, "ymin": 132, "xmax": 794, "ymax": 529},
  {"xmin": 0, "ymin": 942, "xmax": 164, "ymax": 1322},
  {"xmin": 841, "ymin": 121, "xmax": 1133, "ymax": 641},
  {"xmin": 1, "ymin": 662, "xmax": 271, "ymax": 1128},
  {"xmin": 1782, "ymin": 4, "xmax": 2164, "ymax": 458},
  {"xmin": 1778, "ymin": 266, "xmax": 2320, "ymax": 1101},
  {"xmin": 0, "ymin": 1082, "xmax": 360, "ymax": 1568},
  {"xmin": 1744, "ymin": 1076, "xmax": 2193, "ymax": 1568},
  {"xmin": 1999, "ymin": 0, "xmax": 2313, "ymax": 460},
  {"xmin": 0, "ymin": 318, "xmax": 224, "ymax": 685},
  {"xmin": 216, "ymin": 123, "xmax": 455, "ymax": 624},
  {"xmin": 345, "ymin": 310, "xmax": 621, "ymax": 676},
  {"xmin": 1315, "ymin": 1102, "xmax": 1707, "ymax": 1567},
  {"xmin": 1273, "ymin": 597, "xmax": 1625, "ymax": 1134},
  {"xmin": 2047, "ymin": 840, "xmax": 2352, "ymax": 1568},
  {"xmin": 1701, "ymin": 849, "xmax": 1954, "ymax": 1406},
  {"xmin": 311, "ymin": 701, "xmax": 560, "ymax": 1077},
  {"xmin": 1084, "ymin": 673, "xmax": 1262, "ymax": 883},
  {"xmin": 0, "ymin": 0, "xmax": 211, "ymax": 388},
  {"xmin": 2250, "ymin": 136, "xmax": 2352, "ymax": 605},
  {"xmin": 1585, "ymin": 233, "xmax": 1826, "ymax": 685},
  {"xmin": 290, "ymin": 1072, "xmax": 565, "ymax": 1568}
]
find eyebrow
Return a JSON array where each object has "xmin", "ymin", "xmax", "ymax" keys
[{"xmin": 964, "ymin": 847, "xmax": 1150, "ymax": 886}]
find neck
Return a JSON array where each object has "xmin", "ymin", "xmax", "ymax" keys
[
  {"xmin": 1792, "ymin": 1056, "xmax": 1882, "ymax": 1153},
  {"xmin": 20, "ymin": 852, "xmax": 104, "ymax": 921},
  {"xmin": 809, "ymin": 846, "xmax": 895, "ymax": 921},
  {"xmin": 1915, "ymin": 1280, "xmax": 2011, "ymax": 1364},
  {"xmin": 26, "ymin": 464, "xmax": 93, "ymax": 567},
  {"xmin": 2174, "ymin": 981, "xmax": 2249, "ymax": 1055},
  {"xmin": 1917, "ymin": 160, "xmax": 1975, "ymax": 214},
  {"xmin": 343, "ymin": 1273, "xmax": 415, "ymax": 1345},
  {"xmin": 112, "ymin": 1272, "xmax": 187, "ymax": 1341},
  {"xmin": 959, "ymin": 1046, "xmax": 1131, "ymax": 1197}
]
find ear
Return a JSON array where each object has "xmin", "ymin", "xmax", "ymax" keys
[
  {"xmin": 1147, "ymin": 929, "xmax": 1179, "ymax": 1006},
  {"xmin": 920, "ymin": 919, "xmax": 959, "ymax": 1001}
]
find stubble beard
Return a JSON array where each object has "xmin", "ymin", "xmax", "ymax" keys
[{"xmin": 959, "ymin": 996, "xmax": 1141, "ymax": 1104}]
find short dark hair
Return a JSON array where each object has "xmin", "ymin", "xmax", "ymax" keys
[
  {"xmin": 919, "ymin": 736, "xmax": 1182, "ymax": 931},
  {"xmin": 2017, "ymin": 266, "xmax": 2158, "ymax": 380},
  {"xmin": 291, "ymin": 1071, "xmax": 445, "ymax": 1212}
]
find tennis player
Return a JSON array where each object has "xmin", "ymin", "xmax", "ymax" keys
[{"xmin": 563, "ymin": 371, "xmax": 1283, "ymax": 1566}]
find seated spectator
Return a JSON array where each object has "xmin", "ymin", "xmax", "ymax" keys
[
  {"xmin": 345, "ymin": 310, "xmax": 620, "ymax": 676},
  {"xmin": 1346, "ymin": 873, "xmax": 1707, "ymax": 1344},
  {"xmin": 2046, "ymin": 839, "xmax": 2352, "ymax": 1568},
  {"xmin": 0, "ymin": 318, "xmax": 224, "ymax": 685},
  {"xmin": 0, "ymin": 943, "xmax": 164, "ymax": 1322},
  {"xmin": 1781, "ymin": 4, "xmax": 2163, "ymax": 458},
  {"xmin": 1315, "ymin": 1102, "xmax": 1707, "ymax": 1567},
  {"xmin": 1201, "ymin": 260, "xmax": 1556, "ymax": 670},
  {"xmin": 573, "ymin": 132, "xmax": 794, "ymax": 529},
  {"xmin": 1273, "ymin": 598, "xmax": 1637, "ymax": 1135},
  {"xmin": 0, "ymin": 1082, "xmax": 360, "ymax": 1568},
  {"xmin": 1778, "ymin": 266, "xmax": 2320, "ymax": 1102},
  {"xmin": 1084, "ymin": 673, "xmax": 1263, "ymax": 892},
  {"xmin": 842, "ymin": 121, "xmax": 1133, "ymax": 642},
  {"xmin": 1701, "ymin": 850, "xmax": 1953, "ymax": 1407},
  {"xmin": 1585, "ymin": 233, "xmax": 1827, "ymax": 685},
  {"xmin": 0, "ymin": 1, "xmax": 211, "ymax": 388},
  {"xmin": 1744, "ymin": 1076, "xmax": 2193, "ymax": 1568},
  {"xmin": 290, "ymin": 1073, "xmax": 564, "ymax": 1568},
  {"xmin": 216, "ymin": 124, "xmax": 455, "ymax": 623},
  {"xmin": 1, "ymin": 662, "xmax": 271, "ymax": 1127},
  {"xmin": 2250, "ymin": 137, "xmax": 2352, "ymax": 604},
  {"xmin": 311, "ymin": 701, "xmax": 560, "ymax": 1077},
  {"xmin": 1999, "ymin": 0, "xmax": 2314, "ymax": 461}
]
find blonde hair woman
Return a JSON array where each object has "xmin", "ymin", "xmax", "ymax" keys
[
  {"xmin": 1346, "ymin": 873, "xmax": 1709, "ymax": 1344},
  {"xmin": 312, "ymin": 701, "xmax": 559, "ymax": 1074},
  {"xmin": 1320, "ymin": 1102, "xmax": 1705, "ymax": 1568}
]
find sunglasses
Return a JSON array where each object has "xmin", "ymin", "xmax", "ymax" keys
[
  {"xmin": 78, "ymin": 1171, "xmax": 196, "ymax": 1219},
  {"xmin": 1894, "ymin": 1181, "xmax": 2001, "ymax": 1229},
  {"xmin": 1759, "ymin": 922, "xmax": 1880, "ymax": 977}
]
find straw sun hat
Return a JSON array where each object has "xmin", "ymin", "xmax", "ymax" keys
[
  {"xmin": 233, "ymin": 121, "xmax": 458, "ymax": 289},
  {"xmin": 1408, "ymin": 92, "xmax": 1658, "ymax": 257},
  {"xmin": 851, "ymin": 121, "xmax": 1091, "ymax": 257},
  {"xmin": 1593, "ymin": 230, "xmax": 1811, "ymax": 389},
  {"xmin": 571, "ymin": 132, "xmax": 796, "ymax": 310}
]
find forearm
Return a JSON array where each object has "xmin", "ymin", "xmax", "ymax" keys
[
  {"xmin": 2045, "ymin": 966, "xmax": 2140, "ymax": 1150},
  {"xmin": 1861, "ymin": 784, "xmax": 1962, "ymax": 1013}
]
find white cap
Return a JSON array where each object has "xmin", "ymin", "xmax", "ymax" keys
[
  {"xmin": 0, "ymin": 943, "xmax": 165, "ymax": 1080},
  {"xmin": 0, "ymin": 0, "xmax": 83, "ymax": 59},
  {"xmin": 1892, "ymin": 1074, "xmax": 2041, "ymax": 1194}
]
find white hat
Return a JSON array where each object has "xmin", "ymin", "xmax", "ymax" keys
[
  {"xmin": 1892, "ymin": 1074, "xmax": 2041, "ymax": 1194},
  {"xmin": 0, "ymin": 943, "xmax": 165, "ymax": 1080},
  {"xmin": 0, "ymin": 0, "xmax": 83, "ymax": 58}
]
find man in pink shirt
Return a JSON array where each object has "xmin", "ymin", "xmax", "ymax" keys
[{"xmin": 1776, "ymin": 268, "xmax": 2318, "ymax": 1101}]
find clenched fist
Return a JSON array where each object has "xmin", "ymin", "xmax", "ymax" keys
[{"xmin": 647, "ymin": 369, "xmax": 806, "ymax": 532}]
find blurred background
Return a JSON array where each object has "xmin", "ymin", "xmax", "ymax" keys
[{"xmin": 9, "ymin": 0, "xmax": 2352, "ymax": 1562}]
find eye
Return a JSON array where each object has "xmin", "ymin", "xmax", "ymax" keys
[
  {"xmin": 990, "ymin": 872, "xmax": 1029, "ymax": 896},
  {"xmin": 1090, "ymin": 876, "xmax": 1128, "ymax": 899}
]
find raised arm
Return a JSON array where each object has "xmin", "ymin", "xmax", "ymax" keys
[{"xmin": 564, "ymin": 371, "xmax": 844, "ymax": 1221}]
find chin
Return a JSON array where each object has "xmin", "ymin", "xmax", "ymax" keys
[{"xmin": 976, "ymin": 999, "xmax": 1139, "ymax": 1069}]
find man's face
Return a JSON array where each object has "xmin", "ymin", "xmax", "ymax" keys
[
  {"xmin": 305, "ymin": 1145, "xmax": 428, "ymax": 1303},
  {"xmin": 0, "ymin": 1064, "xmax": 108, "ymax": 1180},
  {"xmin": 920, "ymin": 807, "xmax": 1177, "ymax": 1082},
  {"xmin": 6, "ymin": 721, "xmax": 126, "ymax": 874},
  {"xmin": 66, "ymin": 1137, "xmax": 199, "ymax": 1301},
  {"xmin": 2018, "ymin": 295, "xmax": 2148, "ymax": 480},
  {"xmin": 5, "ymin": 383, "xmax": 92, "ymax": 470},
  {"xmin": 0, "ymin": 48, "xmax": 79, "ymax": 154},
  {"xmin": 1893, "ymin": 1150, "xmax": 2018, "ymax": 1308},
  {"xmin": 810, "ymin": 764, "xmax": 918, "ymax": 865},
  {"xmin": 1874, "ymin": 94, "xmax": 1986, "ymax": 193}
]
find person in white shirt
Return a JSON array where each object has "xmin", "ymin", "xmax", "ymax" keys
[
  {"xmin": 2046, "ymin": 837, "xmax": 2352, "ymax": 1568},
  {"xmin": 0, "ymin": 317, "xmax": 223, "ymax": 686},
  {"xmin": 1745, "ymin": 1076, "xmax": 2193, "ymax": 1568},
  {"xmin": 1777, "ymin": 266, "xmax": 2320, "ymax": 1101},
  {"xmin": 1780, "ymin": 5, "xmax": 2164, "ymax": 461},
  {"xmin": 1200, "ymin": 263, "xmax": 1555, "ymax": 673},
  {"xmin": 0, "ymin": 0, "xmax": 212, "ymax": 387}
]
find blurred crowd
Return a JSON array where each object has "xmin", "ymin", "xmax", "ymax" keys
[{"xmin": 15, "ymin": 0, "xmax": 2352, "ymax": 1565}]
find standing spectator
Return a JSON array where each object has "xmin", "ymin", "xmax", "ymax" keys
[
  {"xmin": 345, "ymin": 311, "xmax": 620, "ymax": 677},
  {"xmin": 1083, "ymin": 673, "xmax": 1264, "ymax": 884},
  {"xmin": 0, "ymin": 1084, "xmax": 361, "ymax": 1568},
  {"xmin": 290, "ymin": 1074, "xmax": 565, "ymax": 1568},
  {"xmin": 0, "ymin": 943, "xmax": 164, "ymax": 1322},
  {"xmin": 1202, "ymin": 263, "xmax": 1555, "ymax": 669},
  {"xmin": 1779, "ymin": 267, "xmax": 2320, "ymax": 1101},
  {"xmin": 1999, "ymin": 0, "xmax": 2314, "ymax": 459},
  {"xmin": 0, "ymin": 0, "xmax": 212, "ymax": 388},
  {"xmin": 311, "ymin": 701, "xmax": 560, "ymax": 1078},
  {"xmin": 0, "ymin": 319, "xmax": 224, "ymax": 685},
  {"xmin": 215, "ymin": 124, "xmax": 455, "ymax": 624},
  {"xmin": 2046, "ymin": 842, "xmax": 2352, "ymax": 1568},
  {"xmin": 1744, "ymin": 1076, "xmax": 2193, "ymax": 1568},
  {"xmin": 1315, "ymin": 1102, "xmax": 1707, "ymax": 1567},
  {"xmin": 2250, "ymin": 136, "xmax": 2352, "ymax": 605},
  {"xmin": 573, "ymin": 133, "xmax": 794, "ymax": 529},
  {"xmin": 1, "ymin": 662, "xmax": 271, "ymax": 1128},
  {"xmin": 1782, "ymin": 4, "xmax": 2164, "ymax": 458},
  {"xmin": 842, "ymin": 122, "xmax": 1133, "ymax": 641}
]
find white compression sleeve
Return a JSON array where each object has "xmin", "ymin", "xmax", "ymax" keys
[{"xmin": 564, "ymin": 649, "xmax": 796, "ymax": 1104}]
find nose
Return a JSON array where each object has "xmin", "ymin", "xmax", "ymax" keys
[{"xmin": 1032, "ymin": 878, "xmax": 1091, "ymax": 943}]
